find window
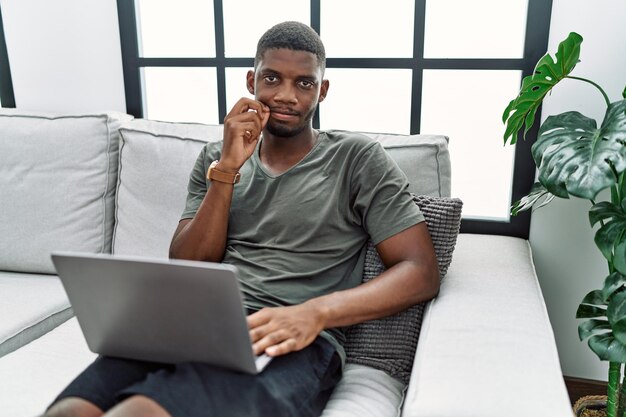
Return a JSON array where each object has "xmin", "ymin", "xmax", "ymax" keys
[
  {"xmin": 116, "ymin": 0, "xmax": 553, "ymax": 238},
  {"xmin": 0, "ymin": 4, "xmax": 16, "ymax": 108}
]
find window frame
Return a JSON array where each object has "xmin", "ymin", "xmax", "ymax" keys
[
  {"xmin": 116, "ymin": 0, "xmax": 553, "ymax": 239},
  {"xmin": 0, "ymin": 4, "xmax": 16, "ymax": 108}
]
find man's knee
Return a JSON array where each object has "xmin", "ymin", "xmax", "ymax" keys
[
  {"xmin": 43, "ymin": 397, "xmax": 103, "ymax": 417},
  {"xmin": 106, "ymin": 395, "xmax": 171, "ymax": 417}
]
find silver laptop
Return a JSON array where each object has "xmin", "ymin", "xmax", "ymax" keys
[{"xmin": 51, "ymin": 252, "xmax": 272, "ymax": 375}]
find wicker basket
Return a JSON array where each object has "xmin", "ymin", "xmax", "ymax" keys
[{"xmin": 573, "ymin": 395, "xmax": 607, "ymax": 417}]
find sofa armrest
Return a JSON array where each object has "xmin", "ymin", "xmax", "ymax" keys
[{"xmin": 401, "ymin": 234, "xmax": 573, "ymax": 417}]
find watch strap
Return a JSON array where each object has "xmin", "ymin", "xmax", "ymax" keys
[{"xmin": 207, "ymin": 160, "xmax": 241, "ymax": 184}]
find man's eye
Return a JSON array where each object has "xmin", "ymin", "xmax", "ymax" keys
[
  {"xmin": 298, "ymin": 80, "xmax": 314, "ymax": 89},
  {"xmin": 264, "ymin": 76, "xmax": 278, "ymax": 83}
]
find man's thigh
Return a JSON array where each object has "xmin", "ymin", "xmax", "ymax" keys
[
  {"xmin": 121, "ymin": 337, "xmax": 342, "ymax": 417},
  {"xmin": 50, "ymin": 356, "xmax": 173, "ymax": 412}
]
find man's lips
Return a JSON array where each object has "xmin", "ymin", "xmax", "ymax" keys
[{"xmin": 270, "ymin": 108, "xmax": 299, "ymax": 121}]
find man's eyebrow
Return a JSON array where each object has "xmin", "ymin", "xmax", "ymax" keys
[{"xmin": 259, "ymin": 68, "xmax": 319, "ymax": 80}]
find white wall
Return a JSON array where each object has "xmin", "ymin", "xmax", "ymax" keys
[
  {"xmin": 530, "ymin": 0, "xmax": 626, "ymax": 381},
  {"xmin": 0, "ymin": 0, "xmax": 125, "ymax": 112}
]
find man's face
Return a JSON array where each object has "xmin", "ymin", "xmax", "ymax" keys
[{"xmin": 247, "ymin": 48, "xmax": 328, "ymax": 138}]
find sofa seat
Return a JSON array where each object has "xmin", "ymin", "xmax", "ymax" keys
[
  {"xmin": 400, "ymin": 233, "xmax": 572, "ymax": 417},
  {"xmin": 0, "ymin": 271, "xmax": 72, "ymax": 357},
  {"xmin": 0, "ymin": 234, "xmax": 574, "ymax": 417},
  {"xmin": 0, "ymin": 318, "xmax": 96, "ymax": 417}
]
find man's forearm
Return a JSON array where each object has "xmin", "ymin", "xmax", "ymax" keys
[
  {"xmin": 169, "ymin": 181, "xmax": 235, "ymax": 262},
  {"xmin": 305, "ymin": 259, "xmax": 439, "ymax": 330},
  {"xmin": 247, "ymin": 257, "xmax": 439, "ymax": 357}
]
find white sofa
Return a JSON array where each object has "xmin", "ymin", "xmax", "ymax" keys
[{"xmin": 0, "ymin": 109, "xmax": 574, "ymax": 417}]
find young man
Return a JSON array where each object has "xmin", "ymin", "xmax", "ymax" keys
[{"xmin": 45, "ymin": 21, "xmax": 439, "ymax": 417}]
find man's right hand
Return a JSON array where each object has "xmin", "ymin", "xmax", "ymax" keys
[{"xmin": 219, "ymin": 98, "xmax": 270, "ymax": 173}]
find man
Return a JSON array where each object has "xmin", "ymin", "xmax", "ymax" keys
[{"xmin": 45, "ymin": 21, "xmax": 439, "ymax": 417}]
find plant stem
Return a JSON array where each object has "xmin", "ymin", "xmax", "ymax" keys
[
  {"xmin": 619, "ymin": 171, "xmax": 626, "ymax": 206},
  {"xmin": 609, "ymin": 362, "xmax": 620, "ymax": 417},
  {"xmin": 566, "ymin": 75, "xmax": 611, "ymax": 106},
  {"xmin": 619, "ymin": 365, "xmax": 626, "ymax": 417}
]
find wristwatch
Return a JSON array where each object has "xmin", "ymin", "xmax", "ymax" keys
[{"xmin": 207, "ymin": 160, "xmax": 241, "ymax": 184}]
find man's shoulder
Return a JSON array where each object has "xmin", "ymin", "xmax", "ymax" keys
[
  {"xmin": 322, "ymin": 129, "xmax": 374, "ymax": 144},
  {"xmin": 320, "ymin": 130, "xmax": 380, "ymax": 154},
  {"xmin": 197, "ymin": 140, "xmax": 223, "ymax": 162},
  {"xmin": 204, "ymin": 140, "xmax": 224, "ymax": 153}
]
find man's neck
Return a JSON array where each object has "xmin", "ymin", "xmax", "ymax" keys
[{"xmin": 259, "ymin": 127, "xmax": 319, "ymax": 175}]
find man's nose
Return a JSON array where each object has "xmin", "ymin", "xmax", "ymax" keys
[{"xmin": 274, "ymin": 83, "xmax": 297, "ymax": 104}]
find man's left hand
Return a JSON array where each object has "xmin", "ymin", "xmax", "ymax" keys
[{"xmin": 247, "ymin": 303, "xmax": 326, "ymax": 357}]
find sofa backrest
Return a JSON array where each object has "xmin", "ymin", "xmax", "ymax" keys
[
  {"xmin": 112, "ymin": 119, "xmax": 451, "ymax": 258},
  {"xmin": 0, "ymin": 110, "xmax": 451, "ymax": 271},
  {"xmin": 112, "ymin": 120, "xmax": 224, "ymax": 257},
  {"xmin": 0, "ymin": 109, "xmax": 132, "ymax": 274}
]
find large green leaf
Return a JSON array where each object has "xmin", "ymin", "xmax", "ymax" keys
[
  {"xmin": 589, "ymin": 201, "xmax": 625, "ymax": 227},
  {"xmin": 589, "ymin": 199, "xmax": 626, "ymax": 271},
  {"xmin": 532, "ymin": 99, "xmax": 626, "ymax": 200},
  {"xmin": 577, "ymin": 288, "xmax": 626, "ymax": 362},
  {"xmin": 577, "ymin": 288, "xmax": 608, "ymax": 318},
  {"xmin": 510, "ymin": 182, "xmax": 556, "ymax": 215},
  {"xmin": 583, "ymin": 289, "xmax": 608, "ymax": 306},
  {"xmin": 588, "ymin": 333, "xmax": 626, "ymax": 362},
  {"xmin": 615, "ymin": 239, "xmax": 626, "ymax": 275},
  {"xmin": 609, "ymin": 292, "xmax": 626, "ymax": 345},
  {"xmin": 602, "ymin": 272, "xmax": 626, "ymax": 302},
  {"xmin": 579, "ymin": 319, "xmax": 611, "ymax": 341},
  {"xmin": 577, "ymin": 304, "xmax": 608, "ymax": 318},
  {"xmin": 502, "ymin": 32, "xmax": 583, "ymax": 145},
  {"xmin": 595, "ymin": 216, "xmax": 626, "ymax": 267}
]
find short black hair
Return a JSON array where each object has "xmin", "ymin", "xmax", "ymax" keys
[{"xmin": 254, "ymin": 21, "xmax": 326, "ymax": 73}]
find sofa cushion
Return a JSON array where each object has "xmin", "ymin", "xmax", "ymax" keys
[
  {"xmin": 362, "ymin": 132, "xmax": 451, "ymax": 197},
  {"xmin": 0, "ymin": 318, "xmax": 98, "ymax": 417},
  {"xmin": 0, "ymin": 271, "xmax": 72, "ymax": 357},
  {"xmin": 0, "ymin": 110, "xmax": 132, "ymax": 273},
  {"xmin": 320, "ymin": 364, "xmax": 405, "ymax": 417},
  {"xmin": 401, "ymin": 234, "xmax": 573, "ymax": 417},
  {"xmin": 344, "ymin": 195, "xmax": 463, "ymax": 384},
  {"xmin": 113, "ymin": 120, "xmax": 223, "ymax": 256}
]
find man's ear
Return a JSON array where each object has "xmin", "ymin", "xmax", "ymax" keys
[
  {"xmin": 318, "ymin": 79, "xmax": 330, "ymax": 103},
  {"xmin": 246, "ymin": 71, "xmax": 255, "ymax": 95}
]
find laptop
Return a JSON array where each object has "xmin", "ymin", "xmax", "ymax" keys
[{"xmin": 51, "ymin": 251, "xmax": 272, "ymax": 375}]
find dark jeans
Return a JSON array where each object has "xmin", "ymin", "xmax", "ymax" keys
[{"xmin": 51, "ymin": 336, "xmax": 341, "ymax": 417}]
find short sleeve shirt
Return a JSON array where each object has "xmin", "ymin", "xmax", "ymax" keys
[{"xmin": 181, "ymin": 130, "xmax": 424, "ymax": 361}]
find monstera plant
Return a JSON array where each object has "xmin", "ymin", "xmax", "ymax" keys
[{"xmin": 503, "ymin": 32, "xmax": 626, "ymax": 416}]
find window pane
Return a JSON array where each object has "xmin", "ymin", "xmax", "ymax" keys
[
  {"xmin": 320, "ymin": 69, "xmax": 411, "ymax": 134},
  {"xmin": 321, "ymin": 0, "xmax": 414, "ymax": 58},
  {"xmin": 424, "ymin": 0, "xmax": 528, "ymax": 58},
  {"xmin": 136, "ymin": 0, "xmax": 215, "ymax": 58},
  {"xmin": 142, "ymin": 67, "xmax": 219, "ymax": 124},
  {"xmin": 225, "ymin": 68, "xmax": 253, "ymax": 113},
  {"xmin": 420, "ymin": 70, "xmax": 521, "ymax": 220},
  {"xmin": 223, "ymin": 0, "xmax": 309, "ymax": 58}
]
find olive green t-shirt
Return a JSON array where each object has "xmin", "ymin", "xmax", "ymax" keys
[{"xmin": 181, "ymin": 130, "xmax": 424, "ymax": 363}]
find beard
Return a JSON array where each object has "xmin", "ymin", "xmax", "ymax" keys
[
  {"xmin": 265, "ymin": 107, "xmax": 316, "ymax": 138},
  {"xmin": 265, "ymin": 120, "xmax": 307, "ymax": 138}
]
